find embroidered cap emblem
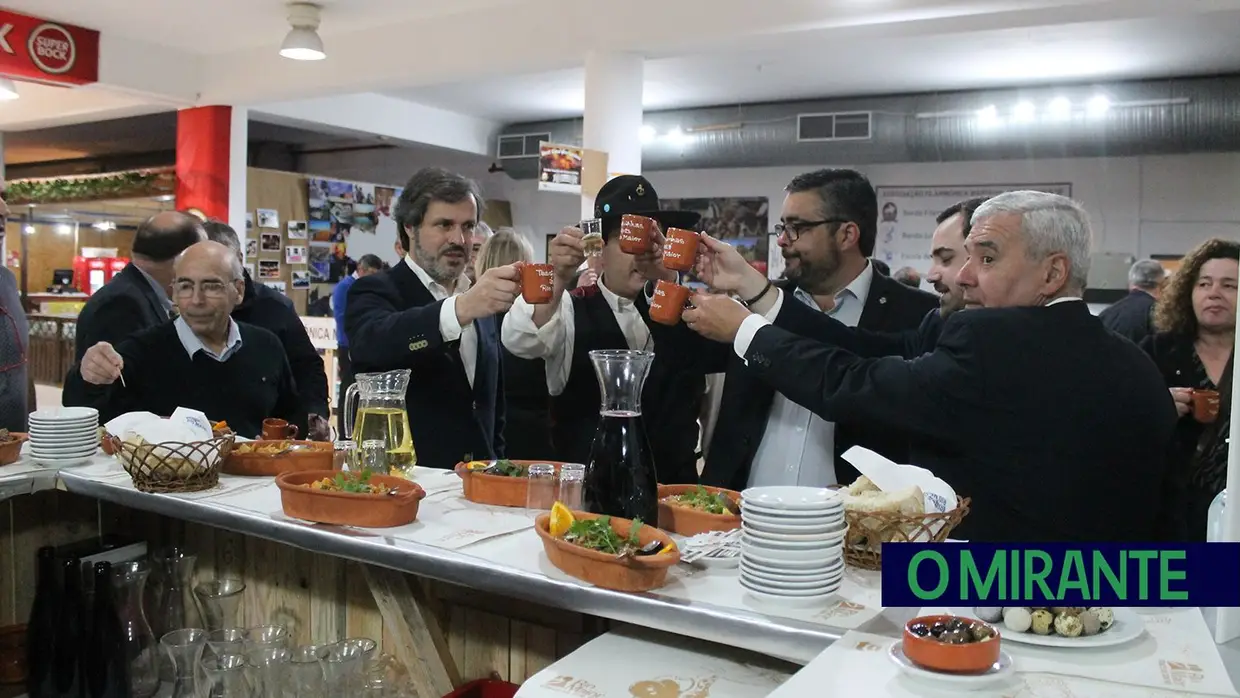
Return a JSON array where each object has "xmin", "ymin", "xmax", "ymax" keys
[{"xmin": 636, "ymin": 183, "xmax": 645, "ymax": 196}]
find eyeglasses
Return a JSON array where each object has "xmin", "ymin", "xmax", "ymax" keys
[
  {"xmin": 173, "ymin": 279, "xmax": 232, "ymax": 298},
  {"xmin": 774, "ymin": 218, "xmax": 852, "ymax": 243}
]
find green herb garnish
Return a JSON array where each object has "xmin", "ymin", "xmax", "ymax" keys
[
  {"xmin": 669, "ymin": 485, "xmax": 732, "ymax": 515},
  {"xmin": 333, "ymin": 470, "xmax": 374, "ymax": 493},
  {"xmin": 491, "ymin": 459, "xmax": 526, "ymax": 477},
  {"xmin": 563, "ymin": 516, "xmax": 647, "ymax": 555}
]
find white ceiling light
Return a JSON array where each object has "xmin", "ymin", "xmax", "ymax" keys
[
  {"xmin": 22, "ymin": 225, "xmax": 33, "ymax": 235},
  {"xmin": 1086, "ymin": 95, "xmax": 1111, "ymax": 118},
  {"xmin": 1012, "ymin": 101, "xmax": 1035, "ymax": 123},
  {"xmin": 56, "ymin": 224, "xmax": 72, "ymax": 236},
  {"xmin": 664, "ymin": 127, "xmax": 690, "ymax": 148},
  {"xmin": 279, "ymin": 3, "xmax": 326, "ymax": 61},
  {"xmin": 639, "ymin": 125, "xmax": 656, "ymax": 144},
  {"xmin": 0, "ymin": 78, "xmax": 18, "ymax": 101},
  {"xmin": 1047, "ymin": 97, "xmax": 1071, "ymax": 120}
]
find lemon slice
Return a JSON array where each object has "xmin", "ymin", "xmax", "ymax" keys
[
  {"xmin": 549, "ymin": 501, "xmax": 574, "ymax": 538},
  {"xmin": 465, "ymin": 460, "xmax": 490, "ymax": 470}
]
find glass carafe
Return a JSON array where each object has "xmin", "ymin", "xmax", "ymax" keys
[
  {"xmin": 159, "ymin": 628, "xmax": 206, "ymax": 698},
  {"xmin": 344, "ymin": 369, "xmax": 415, "ymax": 478},
  {"xmin": 584, "ymin": 350, "xmax": 658, "ymax": 523},
  {"xmin": 152, "ymin": 547, "xmax": 201, "ymax": 637},
  {"xmin": 113, "ymin": 560, "xmax": 160, "ymax": 698}
]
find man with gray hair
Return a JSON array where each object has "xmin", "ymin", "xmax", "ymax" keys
[
  {"xmin": 1098, "ymin": 259, "xmax": 1165, "ymax": 344},
  {"xmin": 680, "ymin": 191, "xmax": 1178, "ymax": 541}
]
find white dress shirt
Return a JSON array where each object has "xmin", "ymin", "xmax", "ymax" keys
[
  {"xmin": 502, "ymin": 276, "xmax": 650, "ymax": 395},
  {"xmin": 732, "ymin": 262, "xmax": 876, "ymax": 488},
  {"xmin": 405, "ymin": 255, "xmax": 476, "ymax": 388},
  {"xmin": 174, "ymin": 316, "xmax": 243, "ymax": 362}
]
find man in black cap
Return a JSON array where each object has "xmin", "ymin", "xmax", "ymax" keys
[{"xmin": 501, "ymin": 175, "xmax": 705, "ymax": 485}]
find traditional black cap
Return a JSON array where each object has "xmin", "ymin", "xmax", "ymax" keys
[{"xmin": 592, "ymin": 175, "xmax": 700, "ymax": 232}]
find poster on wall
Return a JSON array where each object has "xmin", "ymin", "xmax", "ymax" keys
[
  {"xmin": 244, "ymin": 239, "xmax": 258, "ymax": 258},
  {"xmin": 260, "ymin": 232, "xmax": 282, "ymax": 253},
  {"xmin": 874, "ymin": 183, "xmax": 1072, "ymax": 274},
  {"xmin": 307, "ymin": 177, "xmax": 399, "ymax": 265},
  {"xmin": 285, "ymin": 245, "xmax": 307, "ymax": 264},
  {"xmin": 258, "ymin": 260, "xmax": 281, "ymax": 280},
  {"xmin": 256, "ymin": 209, "xmax": 279, "ymax": 229},
  {"xmin": 291, "ymin": 270, "xmax": 311, "ymax": 289},
  {"xmin": 659, "ymin": 197, "xmax": 771, "ymax": 284},
  {"xmin": 538, "ymin": 143, "xmax": 583, "ymax": 194},
  {"xmin": 287, "ymin": 221, "xmax": 307, "ymax": 240}
]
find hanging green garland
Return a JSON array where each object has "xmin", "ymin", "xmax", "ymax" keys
[{"xmin": 5, "ymin": 169, "xmax": 176, "ymax": 205}]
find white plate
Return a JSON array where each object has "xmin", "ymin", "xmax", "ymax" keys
[
  {"xmin": 688, "ymin": 554, "xmax": 740, "ymax": 569},
  {"xmin": 29, "ymin": 407, "xmax": 98, "ymax": 421},
  {"xmin": 742, "ymin": 487, "xmax": 841, "ymax": 512},
  {"xmin": 31, "ymin": 455, "xmax": 95, "ymax": 467},
  {"xmin": 31, "ymin": 444, "xmax": 98, "ymax": 454},
  {"xmin": 741, "ymin": 542, "xmax": 842, "ymax": 564},
  {"xmin": 741, "ymin": 581, "xmax": 840, "ymax": 606},
  {"xmin": 30, "ymin": 438, "xmax": 99, "ymax": 447},
  {"xmin": 29, "ymin": 428, "xmax": 98, "ymax": 437},
  {"xmin": 743, "ymin": 518, "xmax": 846, "ymax": 536},
  {"xmin": 954, "ymin": 608, "xmax": 1145, "ymax": 648},
  {"xmin": 741, "ymin": 502, "xmax": 843, "ymax": 520},
  {"xmin": 888, "ymin": 643, "xmax": 1013, "ymax": 687},
  {"xmin": 742, "ymin": 526, "xmax": 847, "ymax": 546},
  {"xmin": 742, "ymin": 508, "xmax": 844, "ymax": 525},
  {"xmin": 740, "ymin": 574, "xmax": 841, "ymax": 596},
  {"xmin": 741, "ymin": 562, "xmax": 844, "ymax": 583},
  {"xmin": 741, "ymin": 566, "xmax": 843, "ymax": 589},
  {"xmin": 742, "ymin": 550, "xmax": 843, "ymax": 571}
]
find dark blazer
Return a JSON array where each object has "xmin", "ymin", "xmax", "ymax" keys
[
  {"xmin": 344, "ymin": 263, "xmax": 505, "ymax": 469},
  {"xmin": 1099, "ymin": 290, "xmax": 1156, "ymax": 345},
  {"xmin": 72, "ymin": 263, "xmax": 170, "ymax": 363},
  {"xmin": 234, "ymin": 273, "xmax": 330, "ymax": 418},
  {"xmin": 652, "ymin": 270, "xmax": 938, "ymax": 490},
  {"xmin": 741, "ymin": 301, "xmax": 1178, "ymax": 542},
  {"xmin": 776, "ymin": 303, "xmax": 945, "ymax": 360}
]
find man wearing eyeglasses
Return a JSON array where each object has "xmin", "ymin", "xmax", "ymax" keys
[
  {"xmin": 652, "ymin": 169, "xmax": 937, "ymax": 489},
  {"xmin": 65, "ymin": 242, "xmax": 306, "ymax": 438}
]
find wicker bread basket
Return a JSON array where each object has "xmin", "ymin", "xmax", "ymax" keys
[
  {"xmin": 110, "ymin": 434, "xmax": 235, "ymax": 493},
  {"xmin": 842, "ymin": 496, "xmax": 971, "ymax": 570}
]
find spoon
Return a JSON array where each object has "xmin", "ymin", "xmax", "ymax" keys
[
  {"xmin": 618, "ymin": 539, "xmax": 667, "ymax": 560},
  {"xmin": 717, "ymin": 494, "xmax": 741, "ymax": 515}
]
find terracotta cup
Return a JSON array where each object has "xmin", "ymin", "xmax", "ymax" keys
[
  {"xmin": 262, "ymin": 418, "xmax": 299, "ymax": 440},
  {"xmin": 649, "ymin": 280, "xmax": 692, "ymax": 326},
  {"xmin": 519, "ymin": 263, "xmax": 555, "ymax": 304},
  {"xmin": 618, "ymin": 214, "xmax": 655, "ymax": 254},
  {"xmin": 1193, "ymin": 389, "xmax": 1221, "ymax": 424},
  {"xmin": 662, "ymin": 228, "xmax": 700, "ymax": 272}
]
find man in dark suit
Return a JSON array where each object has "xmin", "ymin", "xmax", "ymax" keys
[
  {"xmin": 345, "ymin": 168, "xmax": 519, "ymax": 469},
  {"xmin": 72, "ymin": 212, "xmax": 205, "ymax": 363},
  {"xmin": 202, "ymin": 220, "xmax": 332, "ymax": 440},
  {"xmin": 1099, "ymin": 259, "xmax": 1165, "ymax": 344},
  {"xmin": 683, "ymin": 191, "xmax": 1177, "ymax": 542},
  {"xmin": 656, "ymin": 169, "xmax": 938, "ymax": 490}
]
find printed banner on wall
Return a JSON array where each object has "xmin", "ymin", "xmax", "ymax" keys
[
  {"xmin": 874, "ymin": 184, "xmax": 1072, "ymax": 275},
  {"xmin": 538, "ymin": 143, "xmax": 583, "ymax": 193},
  {"xmin": 307, "ymin": 176, "xmax": 402, "ymax": 280},
  {"xmin": 660, "ymin": 197, "xmax": 771, "ymax": 284}
]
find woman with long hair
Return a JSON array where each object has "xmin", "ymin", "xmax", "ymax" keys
[
  {"xmin": 474, "ymin": 229, "xmax": 553, "ymax": 459},
  {"xmin": 1141, "ymin": 238, "xmax": 1240, "ymax": 539}
]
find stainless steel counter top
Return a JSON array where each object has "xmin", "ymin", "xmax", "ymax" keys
[{"xmin": 57, "ymin": 468, "xmax": 846, "ymax": 664}]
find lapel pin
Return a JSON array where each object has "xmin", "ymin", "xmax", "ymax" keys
[{"xmin": 879, "ymin": 296, "xmax": 888, "ymax": 304}]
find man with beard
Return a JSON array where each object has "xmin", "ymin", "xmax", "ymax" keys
[
  {"xmin": 502, "ymin": 175, "xmax": 704, "ymax": 485},
  {"xmin": 700, "ymin": 197, "xmax": 986, "ymax": 361},
  {"xmin": 345, "ymin": 168, "xmax": 520, "ymax": 469},
  {"xmin": 681, "ymin": 191, "xmax": 1176, "ymax": 541},
  {"xmin": 651, "ymin": 168, "xmax": 937, "ymax": 489}
]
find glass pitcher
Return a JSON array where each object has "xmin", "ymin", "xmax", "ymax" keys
[
  {"xmin": 344, "ymin": 370, "xmax": 415, "ymax": 478},
  {"xmin": 583, "ymin": 350, "xmax": 658, "ymax": 523}
]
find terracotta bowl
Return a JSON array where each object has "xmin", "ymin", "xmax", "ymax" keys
[
  {"xmin": 276, "ymin": 470, "xmax": 425, "ymax": 528},
  {"xmin": 0, "ymin": 623, "xmax": 25, "ymax": 684},
  {"xmin": 0, "ymin": 434, "xmax": 27, "ymax": 467},
  {"xmin": 223, "ymin": 440, "xmax": 334, "ymax": 476},
  {"xmin": 454, "ymin": 460, "xmax": 564, "ymax": 508},
  {"xmin": 902, "ymin": 615, "xmax": 1001, "ymax": 674},
  {"xmin": 656, "ymin": 484, "xmax": 741, "ymax": 536},
  {"xmin": 534, "ymin": 510, "xmax": 680, "ymax": 592}
]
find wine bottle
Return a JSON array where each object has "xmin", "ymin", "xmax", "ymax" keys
[
  {"xmin": 53, "ymin": 558, "xmax": 85, "ymax": 698},
  {"xmin": 86, "ymin": 563, "xmax": 129, "ymax": 698},
  {"xmin": 26, "ymin": 546, "xmax": 59, "ymax": 698}
]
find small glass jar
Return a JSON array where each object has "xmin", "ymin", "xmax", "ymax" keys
[
  {"xmin": 334, "ymin": 440, "xmax": 358, "ymax": 471},
  {"xmin": 359, "ymin": 439, "xmax": 387, "ymax": 476},
  {"xmin": 525, "ymin": 462, "xmax": 558, "ymax": 510},
  {"xmin": 558, "ymin": 463, "xmax": 586, "ymax": 510}
]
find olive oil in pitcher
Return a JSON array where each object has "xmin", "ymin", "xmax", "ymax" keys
[{"xmin": 344, "ymin": 370, "xmax": 416, "ymax": 478}]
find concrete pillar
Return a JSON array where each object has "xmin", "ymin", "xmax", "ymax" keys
[
  {"xmin": 229, "ymin": 107, "xmax": 249, "ymax": 260},
  {"xmin": 580, "ymin": 52, "xmax": 644, "ymax": 219}
]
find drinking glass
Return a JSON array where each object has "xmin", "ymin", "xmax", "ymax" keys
[
  {"xmin": 525, "ymin": 462, "xmax": 557, "ymax": 510},
  {"xmin": 244, "ymin": 625, "xmax": 290, "ymax": 655},
  {"xmin": 581, "ymin": 218, "xmax": 604, "ymax": 258},
  {"xmin": 323, "ymin": 640, "xmax": 367, "ymax": 698},
  {"xmin": 199, "ymin": 652, "xmax": 248, "ymax": 698},
  {"xmin": 359, "ymin": 439, "xmax": 387, "ymax": 476},
  {"xmin": 334, "ymin": 440, "xmax": 358, "ymax": 471},
  {"xmin": 558, "ymin": 463, "xmax": 585, "ymax": 510},
  {"xmin": 159, "ymin": 628, "xmax": 207, "ymax": 698},
  {"xmin": 206, "ymin": 628, "xmax": 246, "ymax": 658},
  {"xmin": 288, "ymin": 644, "xmax": 330, "ymax": 698},
  {"xmin": 246, "ymin": 646, "xmax": 291, "ymax": 698},
  {"xmin": 193, "ymin": 579, "xmax": 245, "ymax": 632}
]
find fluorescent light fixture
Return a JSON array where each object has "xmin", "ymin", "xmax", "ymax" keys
[
  {"xmin": 22, "ymin": 225, "xmax": 33, "ymax": 235},
  {"xmin": 279, "ymin": 28, "xmax": 325, "ymax": 61},
  {"xmin": 56, "ymin": 224, "xmax": 72, "ymax": 236},
  {"xmin": 1012, "ymin": 101, "xmax": 1035, "ymax": 122},
  {"xmin": 1047, "ymin": 97, "xmax": 1071, "ymax": 119},
  {"xmin": 664, "ymin": 127, "xmax": 690, "ymax": 147},
  {"xmin": 92, "ymin": 221, "xmax": 116, "ymax": 231},
  {"xmin": 640, "ymin": 125, "xmax": 656, "ymax": 144},
  {"xmin": 1086, "ymin": 95, "xmax": 1111, "ymax": 117},
  {"xmin": 0, "ymin": 78, "xmax": 18, "ymax": 101},
  {"xmin": 976, "ymin": 105, "xmax": 1000, "ymax": 127}
]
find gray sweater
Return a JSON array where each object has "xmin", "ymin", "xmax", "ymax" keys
[{"xmin": 0, "ymin": 267, "xmax": 28, "ymax": 432}]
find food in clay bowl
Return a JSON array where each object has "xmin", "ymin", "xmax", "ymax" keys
[
  {"xmin": 657, "ymin": 484, "xmax": 741, "ymax": 536},
  {"xmin": 276, "ymin": 470, "xmax": 425, "ymax": 528},
  {"xmin": 454, "ymin": 459, "xmax": 564, "ymax": 507},
  {"xmin": 902, "ymin": 614, "xmax": 1001, "ymax": 675},
  {"xmin": 222, "ymin": 439, "xmax": 334, "ymax": 476},
  {"xmin": 968, "ymin": 606, "xmax": 1143, "ymax": 647},
  {"xmin": 534, "ymin": 504, "xmax": 680, "ymax": 593},
  {"xmin": 0, "ymin": 430, "xmax": 28, "ymax": 466}
]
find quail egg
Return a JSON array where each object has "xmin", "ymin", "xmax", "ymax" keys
[
  {"xmin": 1003, "ymin": 607, "xmax": 1032, "ymax": 633},
  {"xmin": 1030, "ymin": 609, "xmax": 1054, "ymax": 635},
  {"xmin": 1054, "ymin": 612, "xmax": 1084, "ymax": 637},
  {"xmin": 973, "ymin": 606, "xmax": 1004, "ymax": 623}
]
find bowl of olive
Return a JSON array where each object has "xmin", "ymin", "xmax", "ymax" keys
[{"xmin": 902, "ymin": 614, "xmax": 1000, "ymax": 674}]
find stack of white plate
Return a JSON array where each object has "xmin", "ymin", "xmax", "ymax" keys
[
  {"xmin": 739, "ymin": 486, "xmax": 847, "ymax": 605},
  {"xmin": 28, "ymin": 407, "xmax": 100, "ymax": 466}
]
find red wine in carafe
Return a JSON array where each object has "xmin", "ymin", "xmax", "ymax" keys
[{"xmin": 584, "ymin": 411, "xmax": 658, "ymax": 523}]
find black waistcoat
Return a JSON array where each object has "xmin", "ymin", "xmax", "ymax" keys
[{"xmin": 549, "ymin": 286, "xmax": 703, "ymax": 486}]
